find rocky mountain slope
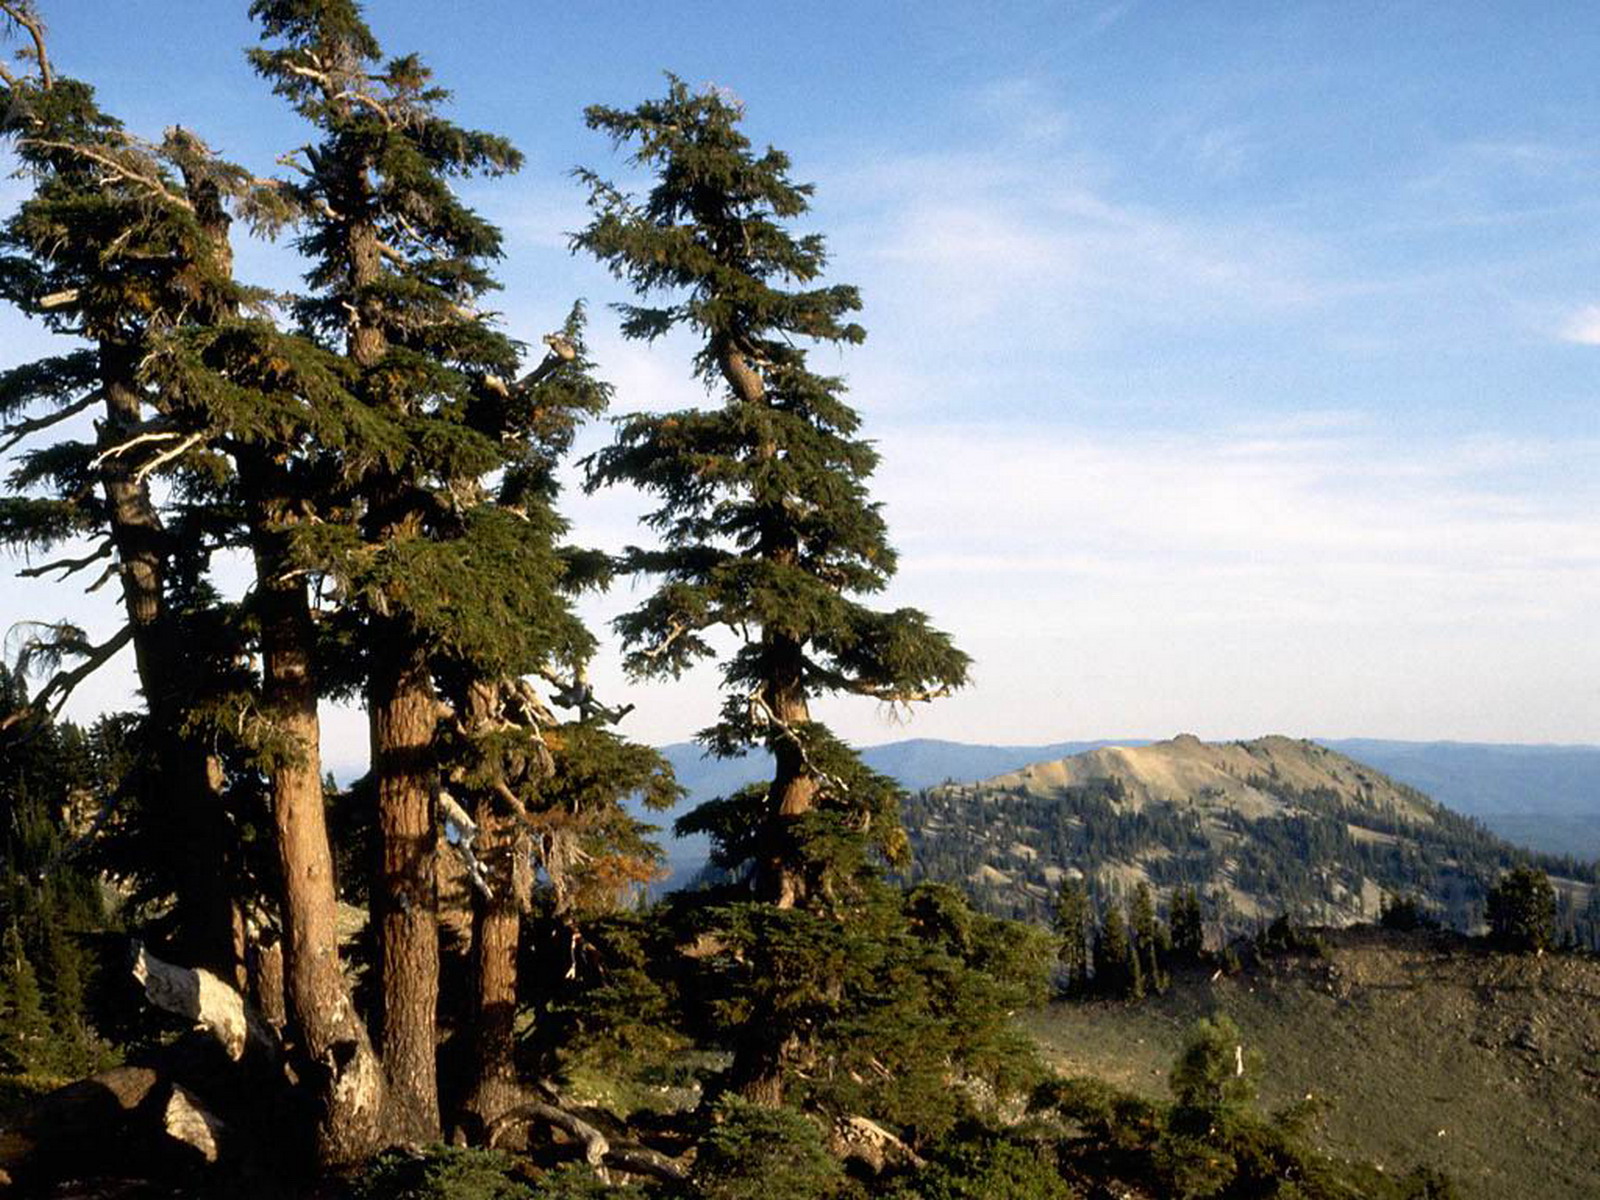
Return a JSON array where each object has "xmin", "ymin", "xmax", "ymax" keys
[
  {"xmin": 1026, "ymin": 927, "xmax": 1600, "ymax": 1200},
  {"xmin": 901, "ymin": 734, "xmax": 1598, "ymax": 934}
]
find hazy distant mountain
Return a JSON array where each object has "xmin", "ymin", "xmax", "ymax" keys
[
  {"xmin": 902, "ymin": 733, "xmax": 1598, "ymax": 933},
  {"xmin": 1319, "ymin": 739, "xmax": 1600, "ymax": 857},
  {"xmin": 645, "ymin": 734, "xmax": 1600, "ymax": 887},
  {"xmin": 648, "ymin": 738, "xmax": 1144, "ymax": 882}
]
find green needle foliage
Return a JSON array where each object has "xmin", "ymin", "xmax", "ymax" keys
[
  {"xmin": 572, "ymin": 76, "xmax": 1046, "ymax": 1124},
  {"xmin": 0, "ymin": 6, "xmax": 288, "ymax": 977},
  {"xmin": 577, "ymin": 76, "xmax": 970, "ymax": 909}
]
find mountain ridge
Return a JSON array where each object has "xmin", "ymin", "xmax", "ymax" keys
[{"xmin": 901, "ymin": 733, "xmax": 1598, "ymax": 935}]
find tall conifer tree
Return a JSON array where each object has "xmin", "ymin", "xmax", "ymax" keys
[
  {"xmin": 249, "ymin": 0, "xmax": 671, "ymax": 1139},
  {"xmin": 577, "ymin": 77, "xmax": 969, "ymax": 910},
  {"xmin": 0, "ymin": 1, "xmax": 268, "ymax": 982},
  {"xmin": 248, "ymin": 0, "xmax": 529, "ymax": 1138}
]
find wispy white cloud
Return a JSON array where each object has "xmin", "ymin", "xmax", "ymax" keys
[{"xmin": 1557, "ymin": 304, "xmax": 1600, "ymax": 345}]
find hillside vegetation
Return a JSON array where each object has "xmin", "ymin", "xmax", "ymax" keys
[
  {"xmin": 902, "ymin": 734, "xmax": 1600, "ymax": 937},
  {"xmin": 1026, "ymin": 927, "xmax": 1600, "ymax": 1200}
]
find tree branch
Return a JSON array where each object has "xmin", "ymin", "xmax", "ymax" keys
[
  {"xmin": 0, "ymin": 390, "xmax": 99, "ymax": 455},
  {"xmin": 534, "ymin": 665, "xmax": 634, "ymax": 725},
  {"xmin": 89, "ymin": 426, "xmax": 183, "ymax": 470},
  {"xmin": 132, "ymin": 430, "xmax": 206, "ymax": 483},
  {"xmin": 21, "ymin": 138, "xmax": 190, "ymax": 210},
  {"xmin": 1, "ymin": 623, "xmax": 133, "ymax": 727},
  {"xmin": 849, "ymin": 680, "xmax": 955, "ymax": 707},
  {"xmin": 0, "ymin": 1, "xmax": 51, "ymax": 90},
  {"xmin": 17, "ymin": 538, "xmax": 112, "ymax": 581}
]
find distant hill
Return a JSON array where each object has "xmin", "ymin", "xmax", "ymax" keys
[
  {"xmin": 649, "ymin": 738, "xmax": 1145, "ymax": 883},
  {"xmin": 901, "ymin": 734, "xmax": 1598, "ymax": 935},
  {"xmin": 647, "ymin": 733, "xmax": 1600, "ymax": 890},
  {"xmin": 1320, "ymin": 739, "xmax": 1600, "ymax": 858}
]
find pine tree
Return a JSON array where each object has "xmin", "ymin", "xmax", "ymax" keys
[
  {"xmin": 577, "ymin": 77, "xmax": 970, "ymax": 912},
  {"xmin": 0, "ymin": 0, "xmax": 275, "ymax": 982},
  {"xmin": 1052, "ymin": 875, "xmax": 1091, "ymax": 990},
  {"xmin": 1093, "ymin": 904, "xmax": 1132, "ymax": 997}
]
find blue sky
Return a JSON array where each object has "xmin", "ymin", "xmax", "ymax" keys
[{"xmin": 2, "ymin": 2, "xmax": 1597, "ymax": 766}]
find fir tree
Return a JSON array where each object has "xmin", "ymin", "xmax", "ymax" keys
[
  {"xmin": 1485, "ymin": 866, "xmax": 1556, "ymax": 953},
  {"xmin": 1093, "ymin": 904, "xmax": 1132, "ymax": 997},
  {"xmin": 1169, "ymin": 885, "xmax": 1206, "ymax": 965},
  {"xmin": 250, "ymin": 1, "xmax": 673, "ymax": 1139},
  {"xmin": 576, "ymin": 78, "xmax": 973, "ymax": 1106},
  {"xmin": 577, "ymin": 76, "xmax": 970, "ymax": 911},
  {"xmin": 0, "ymin": 923, "xmax": 50, "ymax": 1075},
  {"xmin": 1130, "ymin": 882, "xmax": 1166, "ymax": 994},
  {"xmin": 0, "ymin": 0, "xmax": 279, "ymax": 981},
  {"xmin": 1052, "ymin": 875, "xmax": 1091, "ymax": 990}
]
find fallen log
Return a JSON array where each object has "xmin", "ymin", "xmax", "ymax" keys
[{"xmin": 132, "ymin": 941, "xmax": 279, "ymax": 1062}]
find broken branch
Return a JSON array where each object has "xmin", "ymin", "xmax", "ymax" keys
[
  {"xmin": 132, "ymin": 430, "xmax": 206, "ymax": 482},
  {"xmin": 17, "ymin": 539, "xmax": 112, "ymax": 581},
  {"xmin": 89, "ymin": 426, "xmax": 183, "ymax": 470}
]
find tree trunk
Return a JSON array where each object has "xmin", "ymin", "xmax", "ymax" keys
[
  {"xmin": 98, "ymin": 347, "xmax": 241, "ymax": 984},
  {"xmin": 341, "ymin": 191, "xmax": 446, "ymax": 1137},
  {"xmin": 244, "ymin": 458, "xmax": 386, "ymax": 1166},
  {"xmin": 460, "ymin": 796, "xmax": 521, "ymax": 1137},
  {"xmin": 755, "ymin": 648, "xmax": 818, "ymax": 910},
  {"xmin": 369, "ymin": 643, "xmax": 442, "ymax": 1142}
]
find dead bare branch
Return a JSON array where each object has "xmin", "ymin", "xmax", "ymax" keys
[
  {"xmin": 0, "ymin": 1, "xmax": 51, "ymax": 90},
  {"xmin": 21, "ymin": 138, "xmax": 189, "ymax": 210},
  {"xmin": 89, "ymin": 426, "xmax": 182, "ymax": 470},
  {"xmin": 132, "ymin": 430, "xmax": 205, "ymax": 482},
  {"xmin": 17, "ymin": 539, "xmax": 112, "ymax": 581},
  {"xmin": 1, "ymin": 623, "xmax": 133, "ymax": 728}
]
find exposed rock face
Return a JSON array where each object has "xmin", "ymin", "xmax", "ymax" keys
[{"xmin": 979, "ymin": 734, "xmax": 1438, "ymax": 824}]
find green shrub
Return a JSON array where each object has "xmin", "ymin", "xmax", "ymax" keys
[
  {"xmin": 888, "ymin": 1127, "xmax": 1070, "ymax": 1200},
  {"xmin": 350, "ymin": 1148, "xmax": 536, "ymax": 1200},
  {"xmin": 694, "ymin": 1097, "xmax": 845, "ymax": 1200}
]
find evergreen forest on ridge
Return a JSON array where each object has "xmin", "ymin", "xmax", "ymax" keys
[{"xmin": 0, "ymin": 4, "xmax": 1593, "ymax": 1199}]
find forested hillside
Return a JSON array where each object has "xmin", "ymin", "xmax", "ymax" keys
[
  {"xmin": 0, "ymin": 4, "xmax": 1582, "ymax": 1198},
  {"xmin": 902, "ymin": 735, "xmax": 1600, "ymax": 941}
]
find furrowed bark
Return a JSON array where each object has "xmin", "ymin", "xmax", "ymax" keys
[
  {"xmin": 719, "ymin": 336, "xmax": 815, "ymax": 1104},
  {"xmin": 370, "ymin": 642, "xmax": 442, "ymax": 1142},
  {"xmin": 339, "ymin": 163, "xmax": 445, "ymax": 1137},
  {"xmin": 716, "ymin": 337, "xmax": 819, "ymax": 914},
  {"xmin": 461, "ymin": 793, "xmax": 521, "ymax": 1136},
  {"xmin": 243, "ymin": 454, "xmax": 386, "ymax": 1166}
]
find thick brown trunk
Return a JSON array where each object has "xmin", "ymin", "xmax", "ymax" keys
[
  {"xmin": 756, "ymin": 653, "xmax": 818, "ymax": 910},
  {"xmin": 98, "ymin": 350, "xmax": 240, "ymax": 983},
  {"xmin": 244, "ymin": 457, "xmax": 386, "ymax": 1166},
  {"xmin": 714, "ymin": 336, "xmax": 820, "ymax": 911},
  {"xmin": 370, "ymin": 644, "xmax": 442, "ymax": 1142},
  {"xmin": 343, "ymin": 195, "xmax": 445, "ymax": 1138},
  {"xmin": 460, "ymin": 798, "xmax": 521, "ymax": 1137}
]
